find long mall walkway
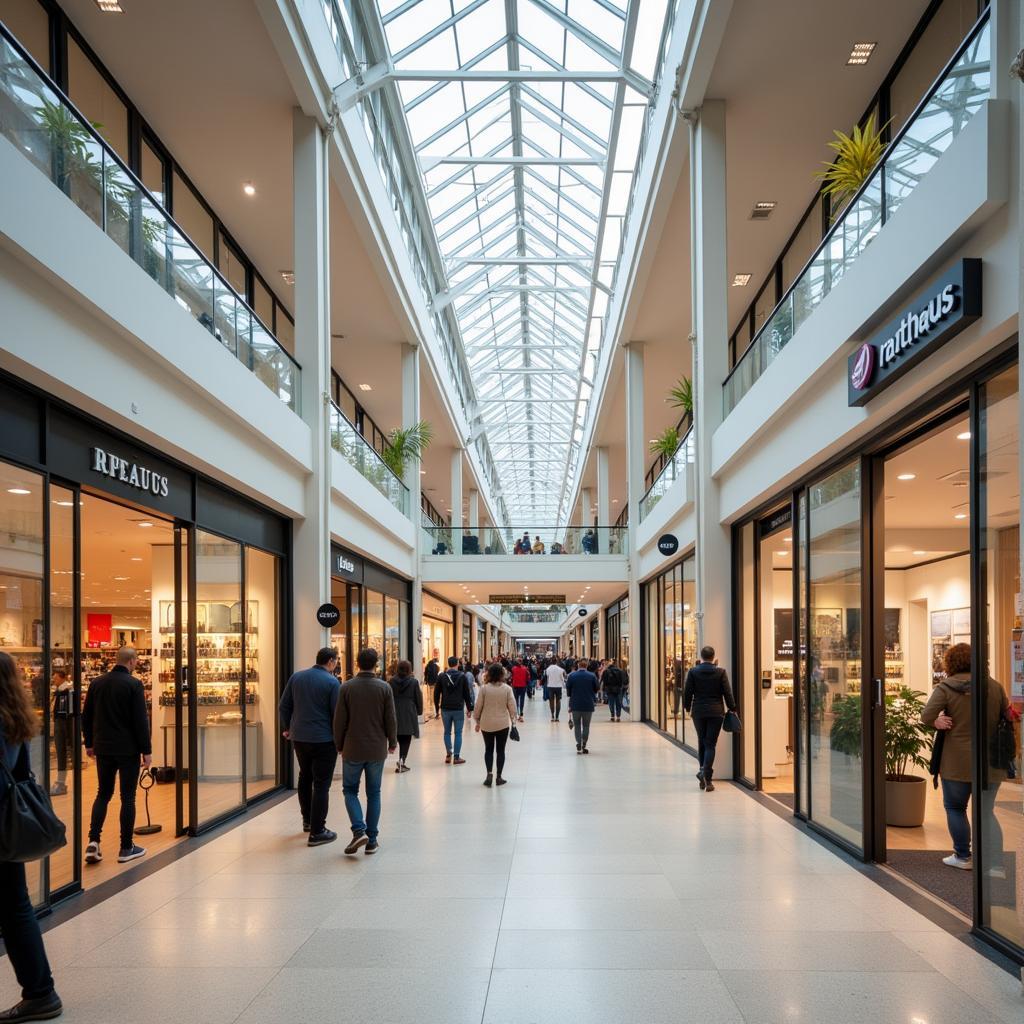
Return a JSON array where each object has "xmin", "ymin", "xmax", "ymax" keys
[{"xmin": 4, "ymin": 702, "xmax": 1021, "ymax": 1024}]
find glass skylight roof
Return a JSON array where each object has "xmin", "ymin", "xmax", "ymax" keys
[{"xmin": 372, "ymin": 0, "xmax": 671, "ymax": 525}]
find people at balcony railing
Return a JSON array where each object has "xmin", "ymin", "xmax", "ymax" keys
[
  {"xmin": 581, "ymin": 529, "xmax": 597, "ymax": 554},
  {"xmin": 531, "ymin": 536, "xmax": 545, "ymax": 555}
]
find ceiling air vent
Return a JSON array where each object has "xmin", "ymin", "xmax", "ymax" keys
[{"xmin": 749, "ymin": 201, "xmax": 777, "ymax": 221}]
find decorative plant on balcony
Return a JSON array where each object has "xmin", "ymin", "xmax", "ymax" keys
[
  {"xmin": 668, "ymin": 375, "xmax": 694, "ymax": 417},
  {"xmin": 382, "ymin": 421, "xmax": 433, "ymax": 479},
  {"xmin": 649, "ymin": 427, "xmax": 680, "ymax": 459},
  {"xmin": 817, "ymin": 112, "xmax": 888, "ymax": 215}
]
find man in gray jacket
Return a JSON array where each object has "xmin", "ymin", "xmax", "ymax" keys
[
  {"xmin": 280, "ymin": 647, "xmax": 341, "ymax": 846},
  {"xmin": 334, "ymin": 648, "xmax": 397, "ymax": 855}
]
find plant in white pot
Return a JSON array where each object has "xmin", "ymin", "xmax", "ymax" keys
[{"xmin": 885, "ymin": 685, "xmax": 930, "ymax": 827}]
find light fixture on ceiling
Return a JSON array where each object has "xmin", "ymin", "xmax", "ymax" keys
[
  {"xmin": 358, "ymin": 384, "xmax": 372, "ymax": 392},
  {"xmin": 750, "ymin": 201, "xmax": 776, "ymax": 220},
  {"xmin": 957, "ymin": 431, "xmax": 971, "ymax": 440},
  {"xmin": 137, "ymin": 521, "xmax": 154, "ymax": 528},
  {"xmin": 280, "ymin": 270, "xmax": 295, "ymax": 285},
  {"xmin": 130, "ymin": 557, "xmax": 142, "ymax": 562},
  {"xmin": 612, "ymin": 498, "xmax": 619, "ymax": 503},
  {"xmin": 420, "ymin": 470, "xmax": 426, "ymax": 475},
  {"xmin": 53, "ymin": 499, "xmax": 75, "ymax": 507},
  {"xmin": 783, "ymin": 536, "xmax": 792, "ymax": 543},
  {"xmin": 242, "ymin": 181, "xmax": 256, "ymax": 197},
  {"xmin": 896, "ymin": 473, "xmax": 916, "ymax": 481},
  {"xmin": 113, "ymin": 576, "xmax": 129, "ymax": 582},
  {"xmin": 847, "ymin": 42, "xmax": 877, "ymax": 65},
  {"xmin": 7, "ymin": 487, "xmax": 30, "ymax": 495},
  {"xmin": 954, "ymin": 513, "xmax": 968, "ymax": 520},
  {"xmin": 776, "ymin": 550, "xmax": 789, "ymax": 556},
  {"xmin": 731, "ymin": 273, "xmax": 752, "ymax": 287},
  {"xmin": 95, "ymin": 0, "xmax": 123, "ymax": 11},
  {"xmin": 913, "ymin": 550, "xmax": 927, "ymax": 556}
]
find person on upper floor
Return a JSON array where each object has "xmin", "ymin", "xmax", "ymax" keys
[{"xmin": 532, "ymin": 536, "xmax": 545, "ymax": 554}]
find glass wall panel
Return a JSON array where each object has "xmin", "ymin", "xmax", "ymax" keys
[
  {"xmin": 365, "ymin": 591, "xmax": 384, "ymax": 676},
  {"xmin": 219, "ymin": 232, "xmax": 247, "ymax": 297},
  {"xmin": 330, "ymin": 580, "xmax": 349, "ymax": 679},
  {"xmin": 172, "ymin": 170, "xmax": 214, "ymax": 263},
  {"xmin": 275, "ymin": 307, "xmax": 294, "ymax": 354},
  {"xmin": 738, "ymin": 522, "xmax": 757, "ymax": 784},
  {"xmin": 681, "ymin": 558, "xmax": 697, "ymax": 744},
  {"xmin": 663, "ymin": 573, "xmax": 677, "ymax": 732},
  {"xmin": 807, "ymin": 462, "xmax": 863, "ymax": 850},
  {"xmin": 194, "ymin": 531, "xmax": 244, "ymax": 823},
  {"xmin": 977, "ymin": 366, "xmax": 1021, "ymax": 949},
  {"xmin": 140, "ymin": 138, "xmax": 165, "ymax": 206},
  {"xmin": 5, "ymin": 0, "xmax": 50, "ymax": 72},
  {"xmin": 797, "ymin": 494, "xmax": 810, "ymax": 817},
  {"xmin": 66, "ymin": 37, "xmax": 128, "ymax": 164},
  {"xmin": 0, "ymin": 463, "xmax": 45, "ymax": 903},
  {"xmin": 384, "ymin": 596, "xmax": 401, "ymax": 678},
  {"xmin": 253, "ymin": 278, "xmax": 273, "ymax": 336},
  {"xmin": 244, "ymin": 547, "xmax": 278, "ymax": 800},
  {"xmin": 781, "ymin": 197, "xmax": 824, "ymax": 296}
]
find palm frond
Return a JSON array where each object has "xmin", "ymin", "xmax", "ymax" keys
[
  {"xmin": 649, "ymin": 427, "xmax": 680, "ymax": 458},
  {"xmin": 816, "ymin": 113, "xmax": 888, "ymax": 212},
  {"xmin": 668, "ymin": 376, "xmax": 693, "ymax": 414},
  {"xmin": 382, "ymin": 421, "xmax": 433, "ymax": 477}
]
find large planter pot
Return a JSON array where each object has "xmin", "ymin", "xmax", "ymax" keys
[{"xmin": 886, "ymin": 774, "xmax": 928, "ymax": 827}]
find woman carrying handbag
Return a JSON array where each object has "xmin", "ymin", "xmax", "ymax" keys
[
  {"xmin": 472, "ymin": 663, "xmax": 517, "ymax": 787},
  {"xmin": 0, "ymin": 650, "xmax": 64, "ymax": 1021}
]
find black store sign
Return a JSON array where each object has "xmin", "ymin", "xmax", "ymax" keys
[
  {"xmin": 331, "ymin": 543, "xmax": 364, "ymax": 583},
  {"xmin": 316, "ymin": 603, "xmax": 342, "ymax": 628},
  {"xmin": 657, "ymin": 534, "xmax": 679, "ymax": 556},
  {"xmin": 848, "ymin": 258, "xmax": 981, "ymax": 407}
]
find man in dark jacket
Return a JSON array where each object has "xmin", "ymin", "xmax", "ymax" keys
[
  {"xmin": 82, "ymin": 647, "xmax": 151, "ymax": 864},
  {"xmin": 280, "ymin": 647, "xmax": 341, "ymax": 846},
  {"xmin": 683, "ymin": 646, "xmax": 737, "ymax": 792},
  {"xmin": 565, "ymin": 659, "xmax": 599, "ymax": 754},
  {"xmin": 433, "ymin": 656, "xmax": 474, "ymax": 764},
  {"xmin": 602, "ymin": 660, "xmax": 629, "ymax": 722},
  {"xmin": 334, "ymin": 648, "xmax": 397, "ymax": 855}
]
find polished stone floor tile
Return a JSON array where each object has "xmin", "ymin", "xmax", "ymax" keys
[
  {"xmin": 287, "ymin": 927, "xmax": 499, "ymax": 969},
  {"xmin": 493, "ymin": 928, "xmax": 715, "ymax": 969}
]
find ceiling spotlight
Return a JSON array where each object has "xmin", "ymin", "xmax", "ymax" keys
[
  {"xmin": 280, "ymin": 270, "xmax": 295, "ymax": 285},
  {"xmin": 731, "ymin": 273, "xmax": 752, "ymax": 287},
  {"xmin": 113, "ymin": 576, "xmax": 129, "ymax": 582},
  {"xmin": 358, "ymin": 384, "xmax": 373, "ymax": 392},
  {"xmin": 54, "ymin": 500, "xmax": 75, "ymax": 507},
  {"xmin": 896, "ymin": 473, "xmax": 916, "ymax": 481},
  {"xmin": 957, "ymin": 431, "xmax": 971, "ymax": 440},
  {"xmin": 776, "ymin": 550, "xmax": 788, "ymax": 556},
  {"xmin": 847, "ymin": 42, "xmax": 877, "ymax": 65},
  {"xmin": 130, "ymin": 557, "xmax": 142, "ymax": 562},
  {"xmin": 95, "ymin": 0, "xmax": 123, "ymax": 11},
  {"xmin": 242, "ymin": 181, "xmax": 256, "ymax": 197},
  {"xmin": 137, "ymin": 521, "xmax": 154, "ymax": 528},
  {"xmin": 913, "ymin": 550, "xmax": 927, "ymax": 556},
  {"xmin": 7, "ymin": 488, "xmax": 30, "ymax": 495},
  {"xmin": 954, "ymin": 513, "xmax": 968, "ymax": 520}
]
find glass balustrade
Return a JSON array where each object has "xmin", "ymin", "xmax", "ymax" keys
[
  {"xmin": 329, "ymin": 403, "xmax": 409, "ymax": 515},
  {"xmin": 0, "ymin": 26, "xmax": 300, "ymax": 412},
  {"xmin": 723, "ymin": 14, "xmax": 990, "ymax": 415},
  {"xmin": 424, "ymin": 526, "xmax": 627, "ymax": 557},
  {"xmin": 640, "ymin": 428, "xmax": 695, "ymax": 522}
]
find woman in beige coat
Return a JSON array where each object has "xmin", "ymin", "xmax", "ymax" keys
[{"xmin": 473, "ymin": 663, "xmax": 517, "ymax": 787}]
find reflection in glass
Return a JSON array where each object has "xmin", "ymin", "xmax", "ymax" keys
[
  {"xmin": 365, "ymin": 592, "xmax": 384, "ymax": 677},
  {"xmin": 245, "ymin": 547, "xmax": 279, "ymax": 801},
  {"xmin": 738, "ymin": 522, "xmax": 757, "ymax": 785}
]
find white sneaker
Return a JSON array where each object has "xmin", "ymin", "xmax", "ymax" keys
[
  {"xmin": 50, "ymin": 782, "xmax": 67, "ymax": 796},
  {"xmin": 85, "ymin": 841, "xmax": 102, "ymax": 864},
  {"xmin": 942, "ymin": 854, "xmax": 972, "ymax": 870}
]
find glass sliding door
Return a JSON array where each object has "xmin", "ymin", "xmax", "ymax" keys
[
  {"xmin": 806, "ymin": 462, "xmax": 864, "ymax": 851},
  {"xmin": 245, "ymin": 547, "xmax": 279, "ymax": 801},
  {"xmin": 194, "ymin": 530, "xmax": 244, "ymax": 824},
  {"xmin": 737, "ymin": 522, "xmax": 758, "ymax": 785},
  {"xmin": 797, "ymin": 494, "xmax": 810, "ymax": 818}
]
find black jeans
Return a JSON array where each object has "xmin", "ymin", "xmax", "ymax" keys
[
  {"xmin": 548, "ymin": 691, "xmax": 562, "ymax": 718},
  {"xmin": 482, "ymin": 728, "xmax": 509, "ymax": 776},
  {"xmin": 693, "ymin": 715, "xmax": 724, "ymax": 777},
  {"xmin": 89, "ymin": 753, "xmax": 140, "ymax": 849},
  {"xmin": 293, "ymin": 740, "xmax": 338, "ymax": 835},
  {"xmin": 397, "ymin": 735, "xmax": 413, "ymax": 762},
  {"xmin": 0, "ymin": 861, "xmax": 55, "ymax": 1001}
]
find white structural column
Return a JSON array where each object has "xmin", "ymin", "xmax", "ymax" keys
[
  {"xmin": 451, "ymin": 449, "xmax": 464, "ymax": 532},
  {"xmin": 292, "ymin": 109, "xmax": 331, "ymax": 665},
  {"xmin": 402, "ymin": 342, "xmax": 423, "ymax": 675},
  {"xmin": 624, "ymin": 340, "xmax": 645, "ymax": 709},
  {"xmin": 581, "ymin": 487, "xmax": 593, "ymax": 530},
  {"xmin": 596, "ymin": 446, "xmax": 610, "ymax": 527},
  {"xmin": 692, "ymin": 99, "xmax": 733, "ymax": 774},
  {"xmin": 468, "ymin": 489, "xmax": 479, "ymax": 531}
]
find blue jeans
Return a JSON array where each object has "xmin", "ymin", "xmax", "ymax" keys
[
  {"xmin": 441, "ymin": 709, "xmax": 465, "ymax": 756},
  {"xmin": 342, "ymin": 759, "xmax": 384, "ymax": 841},
  {"xmin": 606, "ymin": 691, "xmax": 623, "ymax": 717},
  {"xmin": 941, "ymin": 778, "xmax": 972, "ymax": 859},
  {"xmin": 513, "ymin": 689, "xmax": 526, "ymax": 715}
]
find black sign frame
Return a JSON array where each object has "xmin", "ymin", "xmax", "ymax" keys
[
  {"xmin": 657, "ymin": 534, "xmax": 679, "ymax": 557},
  {"xmin": 316, "ymin": 603, "xmax": 342, "ymax": 628}
]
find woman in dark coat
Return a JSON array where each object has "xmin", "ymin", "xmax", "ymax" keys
[{"xmin": 390, "ymin": 660, "xmax": 423, "ymax": 773}]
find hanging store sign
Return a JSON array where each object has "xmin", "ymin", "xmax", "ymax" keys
[
  {"xmin": 657, "ymin": 534, "xmax": 679, "ymax": 556},
  {"xmin": 848, "ymin": 258, "xmax": 981, "ymax": 406},
  {"xmin": 316, "ymin": 603, "xmax": 341, "ymax": 629},
  {"xmin": 490, "ymin": 594, "xmax": 566, "ymax": 605}
]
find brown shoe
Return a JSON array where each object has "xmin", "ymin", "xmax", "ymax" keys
[
  {"xmin": 453, "ymin": 757, "xmax": 466, "ymax": 765},
  {"xmin": 444, "ymin": 754, "xmax": 452, "ymax": 764}
]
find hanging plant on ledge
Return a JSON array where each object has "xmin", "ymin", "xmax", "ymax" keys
[
  {"xmin": 817, "ymin": 112, "xmax": 888, "ymax": 217},
  {"xmin": 382, "ymin": 421, "xmax": 433, "ymax": 478}
]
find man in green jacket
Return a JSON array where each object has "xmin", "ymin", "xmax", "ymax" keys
[{"xmin": 334, "ymin": 648, "xmax": 397, "ymax": 855}]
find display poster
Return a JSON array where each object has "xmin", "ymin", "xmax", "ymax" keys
[
  {"xmin": 774, "ymin": 609, "xmax": 793, "ymax": 660},
  {"xmin": 1011, "ymin": 639, "xmax": 1024, "ymax": 699}
]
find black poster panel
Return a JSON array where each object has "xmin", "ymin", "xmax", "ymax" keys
[
  {"xmin": 47, "ymin": 408, "xmax": 192, "ymax": 519},
  {"xmin": 196, "ymin": 479, "xmax": 287, "ymax": 553},
  {"xmin": 0, "ymin": 377, "xmax": 42, "ymax": 466}
]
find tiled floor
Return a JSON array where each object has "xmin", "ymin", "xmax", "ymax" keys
[{"xmin": 4, "ymin": 703, "xmax": 1022, "ymax": 1023}]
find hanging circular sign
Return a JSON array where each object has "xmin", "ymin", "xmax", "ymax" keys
[
  {"xmin": 657, "ymin": 534, "xmax": 679, "ymax": 556},
  {"xmin": 316, "ymin": 603, "xmax": 341, "ymax": 628}
]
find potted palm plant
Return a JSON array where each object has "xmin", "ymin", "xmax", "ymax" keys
[
  {"xmin": 817, "ymin": 112, "xmax": 888, "ymax": 219},
  {"xmin": 668, "ymin": 376, "xmax": 693, "ymax": 417},
  {"xmin": 649, "ymin": 426, "xmax": 680, "ymax": 459},
  {"xmin": 883, "ymin": 685, "xmax": 930, "ymax": 827},
  {"xmin": 381, "ymin": 421, "xmax": 432, "ymax": 479}
]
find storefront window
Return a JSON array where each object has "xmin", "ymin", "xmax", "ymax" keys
[
  {"xmin": 330, "ymin": 581, "xmax": 349, "ymax": 677},
  {"xmin": 738, "ymin": 522, "xmax": 757, "ymax": 784},
  {"xmin": 978, "ymin": 365, "xmax": 1021, "ymax": 948},
  {"xmin": 245, "ymin": 547, "xmax": 279, "ymax": 800},
  {"xmin": 384, "ymin": 595, "xmax": 401, "ymax": 678},
  {"xmin": 807, "ymin": 461, "xmax": 863, "ymax": 850},
  {"xmin": 365, "ymin": 591, "xmax": 384, "ymax": 676},
  {"xmin": 797, "ymin": 494, "xmax": 810, "ymax": 818}
]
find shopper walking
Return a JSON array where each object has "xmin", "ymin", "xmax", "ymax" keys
[
  {"xmin": 279, "ymin": 647, "xmax": 341, "ymax": 846},
  {"xmin": 0, "ymin": 652, "xmax": 63, "ymax": 1023},
  {"xmin": 333, "ymin": 648, "xmax": 397, "ymax": 855},
  {"xmin": 473, "ymin": 663, "xmax": 517, "ymax": 787},
  {"xmin": 433, "ymin": 656, "xmax": 474, "ymax": 764},
  {"xmin": 921, "ymin": 643, "xmax": 1011, "ymax": 871},
  {"xmin": 82, "ymin": 646, "xmax": 150, "ymax": 865},
  {"xmin": 510, "ymin": 659, "xmax": 529, "ymax": 720},
  {"xmin": 565, "ymin": 658, "xmax": 599, "ymax": 754},
  {"xmin": 683, "ymin": 646, "xmax": 736, "ymax": 792},
  {"xmin": 544, "ymin": 659, "xmax": 565, "ymax": 721},
  {"xmin": 602, "ymin": 659, "xmax": 628, "ymax": 722},
  {"xmin": 389, "ymin": 660, "xmax": 422, "ymax": 773}
]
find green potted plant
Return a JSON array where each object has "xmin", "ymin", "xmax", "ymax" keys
[
  {"xmin": 382, "ymin": 421, "xmax": 432, "ymax": 479},
  {"xmin": 817, "ymin": 112, "xmax": 888, "ymax": 218},
  {"xmin": 649, "ymin": 426, "xmax": 680, "ymax": 459},
  {"xmin": 668, "ymin": 376, "xmax": 693, "ymax": 417},
  {"xmin": 883, "ymin": 685, "xmax": 930, "ymax": 827}
]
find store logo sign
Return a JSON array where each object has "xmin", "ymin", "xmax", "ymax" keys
[
  {"xmin": 91, "ymin": 447, "xmax": 169, "ymax": 497},
  {"xmin": 336, "ymin": 555, "xmax": 355, "ymax": 574},
  {"xmin": 848, "ymin": 259, "xmax": 981, "ymax": 407}
]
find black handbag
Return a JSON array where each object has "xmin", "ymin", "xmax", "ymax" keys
[
  {"xmin": 928, "ymin": 730, "xmax": 946, "ymax": 789},
  {"xmin": 723, "ymin": 711, "xmax": 742, "ymax": 734},
  {"xmin": 990, "ymin": 714, "xmax": 1015, "ymax": 772},
  {"xmin": 509, "ymin": 724, "xmax": 521, "ymax": 742},
  {"xmin": 0, "ymin": 745, "xmax": 67, "ymax": 863}
]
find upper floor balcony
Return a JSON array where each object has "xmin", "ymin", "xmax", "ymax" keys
[
  {"xmin": 0, "ymin": 23, "xmax": 300, "ymax": 412},
  {"xmin": 423, "ymin": 526, "xmax": 627, "ymax": 558},
  {"xmin": 640, "ymin": 424, "xmax": 695, "ymax": 523},
  {"xmin": 329, "ymin": 401, "xmax": 410, "ymax": 517}
]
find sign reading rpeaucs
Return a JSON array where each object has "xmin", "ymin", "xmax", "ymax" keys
[{"xmin": 847, "ymin": 259, "xmax": 981, "ymax": 406}]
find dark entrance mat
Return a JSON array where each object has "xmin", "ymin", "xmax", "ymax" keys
[{"xmin": 887, "ymin": 849, "xmax": 974, "ymax": 917}]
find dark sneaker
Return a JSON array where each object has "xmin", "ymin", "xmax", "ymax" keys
[
  {"xmin": 344, "ymin": 831, "xmax": 368, "ymax": 855},
  {"xmin": 705, "ymin": 781, "xmax": 716, "ymax": 793},
  {"xmin": 453, "ymin": 756, "xmax": 466, "ymax": 765},
  {"xmin": 398, "ymin": 764, "xmax": 411, "ymax": 773},
  {"xmin": 84, "ymin": 841, "xmax": 102, "ymax": 864},
  {"xmin": 117, "ymin": 844, "xmax": 146, "ymax": 863},
  {"xmin": 576, "ymin": 744, "xmax": 582, "ymax": 753},
  {"xmin": 697, "ymin": 772, "xmax": 706, "ymax": 791},
  {"xmin": 484, "ymin": 773, "xmax": 493, "ymax": 787},
  {"xmin": 495, "ymin": 776, "xmax": 507, "ymax": 786},
  {"xmin": 0, "ymin": 993, "xmax": 63, "ymax": 1021},
  {"xmin": 308, "ymin": 829, "xmax": 337, "ymax": 847},
  {"xmin": 582, "ymin": 748, "xmax": 589, "ymax": 755},
  {"xmin": 364, "ymin": 839, "xmax": 379, "ymax": 855}
]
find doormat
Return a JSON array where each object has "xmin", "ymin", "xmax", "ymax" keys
[{"xmin": 887, "ymin": 849, "xmax": 1018, "ymax": 919}]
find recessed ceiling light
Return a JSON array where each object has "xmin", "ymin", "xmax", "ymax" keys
[
  {"xmin": 95, "ymin": 0, "xmax": 123, "ymax": 11},
  {"xmin": 783, "ymin": 537, "xmax": 792, "ymax": 543},
  {"xmin": 280, "ymin": 270, "xmax": 295, "ymax": 285},
  {"xmin": 113, "ymin": 576, "xmax": 129, "ymax": 581},
  {"xmin": 750, "ymin": 202, "xmax": 776, "ymax": 220},
  {"xmin": 847, "ymin": 42, "xmax": 877, "ymax": 65},
  {"xmin": 137, "ymin": 521, "xmax": 154, "ymax": 528},
  {"xmin": 130, "ymin": 557, "xmax": 142, "ymax": 562},
  {"xmin": 896, "ymin": 473, "xmax": 916, "ymax": 481},
  {"xmin": 913, "ymin": 550, "xmax": 927, "ymax": 556},
  {"xmin": 358, "ymin": 384, "xmax": 372, "ymax": 392},
  {"xmin": 954, "ymin": 513, "xmax": 968, "ymax": 520},
  {"xmin": 776, "ymin": 550, "xmax": 788, "ymax": 556},
  {"xmin": 7, "ymin": 488, "xmax": 30, "ymax": 495},
  {"xmin": 732, "ymin": 273, "xmax": 752, "ymax": 287},
  {"xmin": 54, "ymin": 500, "xmax": 75, "ymax": 507},
  {"xmin": 957, "ymin": 431, "xmax": 971, "ymax": 440}
]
